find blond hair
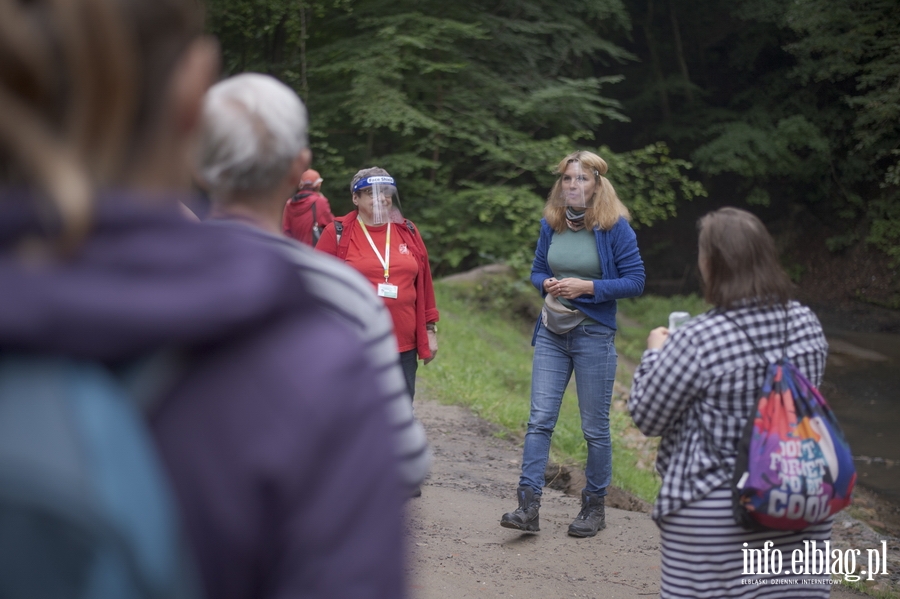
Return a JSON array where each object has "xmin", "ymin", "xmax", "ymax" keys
[
  {"xmin": 544, "ymin": 150, "xmax": 630, "ymax": 232},
  {"xmin": 0, "ymin": 0, "xmax": 202, "ymax": 248}
]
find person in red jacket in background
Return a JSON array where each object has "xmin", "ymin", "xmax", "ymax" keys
[
  {"xmin": 282, "ymin": 169, "xmax": 334, "ymax": 245},
  {"xmin": 316, "ymin": 167, "xmax": 439, "ymax": 401}
]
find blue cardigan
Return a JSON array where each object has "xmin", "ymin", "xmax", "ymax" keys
[{"xmin": 530, "ymin": 217, "xmax": 645, "ymax": 343}]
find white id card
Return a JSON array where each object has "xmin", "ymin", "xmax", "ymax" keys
[{"xmin": 377, "ymin": 283, "xmax": 399, "ymax": 299}]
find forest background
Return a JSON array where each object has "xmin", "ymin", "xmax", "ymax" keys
[{"xmin": 206, "ymin": 0, "xmax": 899, "ymax": 309}]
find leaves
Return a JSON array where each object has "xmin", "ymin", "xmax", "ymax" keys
[
  {"xmin": 206, "ymin": 0, "xmax": 705, "ymax": 274},
  {"xmin": 604, "ymin": 0, "xmax": 898, "ymax": 265},
  {"xmin": 691, "ymin": 114, "xmax": 830, "ymax": 180},
  {"xmin": 786, "ymin": 0, "xmax": 900, "ymax": 173}
]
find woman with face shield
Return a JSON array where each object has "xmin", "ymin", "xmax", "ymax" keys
[
  {"xmin": 500, "ymin": 151, "xmax": 645, "ymax": 538},
  {"xmin": 317, "ymin": 167, "xmax": 440, "ymax": 402}
]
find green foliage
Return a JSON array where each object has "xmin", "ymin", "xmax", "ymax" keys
[
  {"xmin": 746, "ymin": 187, "xmax": 771, "ymax": 207},
  {"xmin": 617, "ymin": 294, "xmax": 711, "ymax": 329},
  {"xmin": 417, "ymin": 284, "xmax": 536, "ymax": 429},
  {"xmin": 206, "ymin": 0, "xmax": 705, "ymax": 276},
  {"xmin": 786, "ymin": 0, "xmax": 900, "ymax": 171},
  {"xmin": 419, "ymin": 281, "xmax": 661, "ymax": 503},
  {"xmin": 690, "ymin": 114, "xmax": 830, "ymax": 183},
  {"xmin": 608, "ymin": 0, "xmax": 900, "ymax": 268},
  {"xmin": 866, "ymin": 197, "xmax": 900, "ymax": 267},
  {"xmin": 205, "ymin": 0, "xmax": 900, "ymax": 273},
  {"xmin": 603, "ymin": 142, "xmax": 707, "ymax": 227},
  {"xmin": 442, "ymin": 275, "xmax": 542, "ymax": 328},
  {"xmin": 616, "ymin": 294, "xmax": 711, "ymax": 363},
  {"xmin": 782, "ymin": 261, "xmax": 805, "ymax": 284},
  {"xmin": 825, "ymin": 230, "xmax": 860, "ymax": 253},
  {"xmin": 206, "ymin": 0, "xmax": 306, "ymax": 75},
  {"xmin": 416, "ymin": 142, "xmax": 705, "ymax": 274},
  {"xmin": 782, "ymin": 0, "xmax": 900, "ymax": 263},
  {"xmin": 417, "ymin": 184, "xmax": 546, "ymax": 274},
  {"xmin": 836, "ymin": 577, "xmax": 900, "ymax": 599},
  {"xmin": 295, "ymin": 0, "xmax": 643, "ymax": 275}
]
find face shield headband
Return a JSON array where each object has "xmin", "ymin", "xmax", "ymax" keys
[
  {"xmin": 352, "ymin": 175, "xmax": 396, "ymax": 194},
  {"xmin": 353, "ymin": 175, "xmax": 399, "ymax": 225}
]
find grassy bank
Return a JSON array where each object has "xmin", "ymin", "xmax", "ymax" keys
[
  {"xmin": 417, "ymin": 277, "xmax": 709, "ymax": 504},
  {"xmin": 615, "ymin": 293, "xmax": 711, "ymax": 366}
]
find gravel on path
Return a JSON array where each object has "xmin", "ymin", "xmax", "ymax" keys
[{"xmin": 406, "ymin": 398, "xmax": 881, "ymax": 599}]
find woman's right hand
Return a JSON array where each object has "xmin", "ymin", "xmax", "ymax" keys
[
  {"xmin": 647, "ymin": 327, "xmax": 669, "ymax": 350},
  {"xmin": 543, "ymin": 277, "xmax": 559, "ymax": 296}
]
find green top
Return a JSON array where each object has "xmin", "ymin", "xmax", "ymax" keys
[{"xmin": 546, "ymin": 228, "xmax": 601, "ymax": 320}]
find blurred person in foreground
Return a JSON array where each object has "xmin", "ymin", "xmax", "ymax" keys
[
  {"xmin": 197, "ymin": 72, "xmax": 431, "ymax": 498},
  {"xmin": 501, "ymin": 151, "xmax": 645, "ymax": 538},
  {"xmin": 0, "ymin": 1, "xmax": 406, "ymax": 598},
  {"xmin": 629, "ymin": 208, "xmax": 831, "ymax": 598},
  {"xmin": 316, "ymin": 168, "xmax": 439, "ymax": 401},
  {"xmin": 282, "ymin": 168, "xmax": 334, "ymax": 245}
]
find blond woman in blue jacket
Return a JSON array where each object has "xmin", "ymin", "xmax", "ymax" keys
[{"xmin": 501, "ymin": 150, "xmax": 645, "ymax": 538}]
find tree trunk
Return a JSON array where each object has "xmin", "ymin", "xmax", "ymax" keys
[
  {"xmin": 643, "ymin": 0, "xmax": 671, "ymax": 122},
  {"xmin": 299, "ymin": 0, "xmax": 309, "ymax": 98},
  {"xmin": 270, "ymin": 14, "xmax": 287, "ymax": 78},
  {"xmin": 431, "ymin": 79, "xmax": 443, "ymax": 185},
  {"xmin": 668, "ymin": 0, "xmax": 693, "ymax": 103}
]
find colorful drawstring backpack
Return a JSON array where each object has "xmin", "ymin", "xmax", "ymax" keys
[{"xmin": 724, "ymin": 311, "xmax": 857, "ymax": 531}]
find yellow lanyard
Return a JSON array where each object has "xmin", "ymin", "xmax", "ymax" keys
[{"xmin": 359, "ymin": 221, "xmax": 391, "ymax": 282}]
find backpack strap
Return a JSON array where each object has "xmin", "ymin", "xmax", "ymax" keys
[
  {"xmin": 719, "ymin": 306, "xmax": 790, "ymax": 364},
  {"xmin": 400, "ymin": 219, "xmax": 424, "ymax": 258},
  {"xmin": 311, "ymin": 202, "xmax": 321, "ymax": 246},
  {"xmin": 334, "ymin": 218, "xmax": 354, "ymax": 260}
]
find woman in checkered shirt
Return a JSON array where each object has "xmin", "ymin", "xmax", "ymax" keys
[{"xmin": 629, "ymin": 208, "xmax": 832, "ymax": 598}]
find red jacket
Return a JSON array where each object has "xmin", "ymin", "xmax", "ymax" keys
[
  {"xmin": 317, "ymin": 210, "xmax": 439, "ymax": 360},
  {"xmin": 282, "ymin": 191, "xmax": 334, "ymax": 246}
]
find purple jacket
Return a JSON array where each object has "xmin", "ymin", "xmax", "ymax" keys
[{"xmin": 0, "ymin": 192, "xmax": 407, "ymax": 599}]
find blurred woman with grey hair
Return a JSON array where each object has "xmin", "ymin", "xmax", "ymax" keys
[
  {"xmin": 0, "ymin": 2, "xmax": 407, "ymax": 597},
  {"xmin": 197, "ymin": 72, "xmax": 431, "ymax": 498},
  {"xmin": 197, "ymin": 73, "xmax": 311, "ymax": 233}
]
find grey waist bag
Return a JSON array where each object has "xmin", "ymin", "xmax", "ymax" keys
[{"xmin": 541, "ymin": 294, "xmax": 585, "ymax": 334}]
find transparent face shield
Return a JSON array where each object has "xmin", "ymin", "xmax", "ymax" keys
[
  {"xmin": 353, "ymin": 176, "xmax": 400, "ymax": 225},
  {"xmin": 552, "ymin": 159, "xmax": 594, "ymax": 211}
]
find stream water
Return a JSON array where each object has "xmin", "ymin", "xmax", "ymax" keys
[{"xmin": 820, "ymin": 326, "xmax": 900, "ymax": 508}]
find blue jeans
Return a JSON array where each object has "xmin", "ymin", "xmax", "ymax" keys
[
  {"xmin": 519, "ymin": 321, "xmax": 617, "ymax": 496},
  {"xmin": 399, "ymin": 349, "xmax": 418, "ymax": 400}
]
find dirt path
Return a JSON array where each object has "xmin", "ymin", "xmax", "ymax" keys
[{"xmin": 405, "ymin": 397, "xmax": 876, "ymax": 599}]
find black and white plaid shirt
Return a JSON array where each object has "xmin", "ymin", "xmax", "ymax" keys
[{"xmin": 628, "ymin": 301, "xmax": 828, "ymax": 521}]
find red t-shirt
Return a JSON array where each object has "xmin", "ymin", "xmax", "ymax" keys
[{"xmin": 344, "ymin": 223, "xmax": 419, "ymax": 352}]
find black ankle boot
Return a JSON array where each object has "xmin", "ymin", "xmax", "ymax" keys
[
  {"xmin": 567, "ymin": 490, "xmax": 605, "ymax": 537},
  {"xmin": 500, "ymin": 485, "xmax": 541, "ymax": 532}
]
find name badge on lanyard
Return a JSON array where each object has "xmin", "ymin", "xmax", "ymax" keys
[
  {"xmin": 360, "ymin": 221, "xmax": 398, "ymax": 299},
  {"xmin": 378, "ymin": 283, "xmax": 399, "ymax": 299}
]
